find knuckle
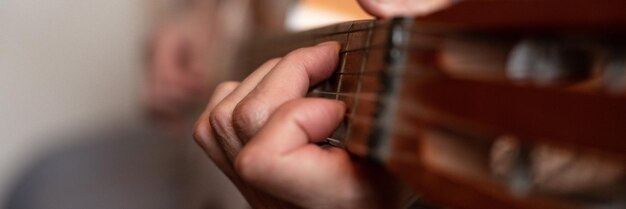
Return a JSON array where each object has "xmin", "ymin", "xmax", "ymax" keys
[
  {"xmin": 194, "ymin": 102, "xmax": 215, "ymax": 149},
  {"xmin": 209, "ymin": 103, "xmax": 235, "ymax": 139},
  {"xmin": 284, "ymin": 47, "xmax": 314, "ymax": 67},
  {"xmin": 276, "ymin": 99, "xmax": 306, "ymax": 118},
  {"xmin": 285, "ymin": 47, "xmax": 309, "ymax": 58},
  {"xmin": 192, "ymin": 120, "xmax": 210, "ymax": 148},
  {"xmin": 281, "ymin": 99, "xmax": 302, "ymax": 113},
  {"xmin": 232, "ymin": 99, "xmax": 264, "ymax": 138},
  {"xmin": 235, "ymin": 148, "xmax": 263, "ymax": 183},
  {"xmin": 214, "ymin": 81, "xmax": 239, "ymax": 95},
  {"xmin": 234, "ymin": 150, "xmax": 251, "ymax": 179},
  {"xmin": 264, "ymin": 57, "xmax": 281, "ymax": 66},
  {"xmin": 193, "ymin": 117, "xmax": 225, "ymax": 163}
]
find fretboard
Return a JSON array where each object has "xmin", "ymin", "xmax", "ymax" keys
[{"xmin": 240, "ymin": 18, "xmax": 411, "ymax": 152}]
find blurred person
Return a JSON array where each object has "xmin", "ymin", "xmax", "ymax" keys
[
  {"xmin": 144, "ymin": 0, "xmax": 294, "ymax": 135},
  {"xmin": 5, "ymin": 0, "xmax": 292, "ymax": 209}
]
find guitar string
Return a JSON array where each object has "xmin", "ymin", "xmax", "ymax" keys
[
  {"xmin": 344, "ymin": 21, "xmax": 375, "ymax": 146},
  {"xmin": 334, "ymin": 22, "xmax": 354, "ymax": 100},
  {"xmin": 297, "ymin": 34, "xmax": 443, "ymax": 55},
  {"xmin": 339, "ymin": 46, "xmax": 384, "ymax": 54},
  {"xmin": 319, "ymin": 24, "xmax": 380, "ymax": 37},
  {"xmin": 339, "ymin": 45, "xmax": 438, "ymax": 54},
  {"xmin": 332, "ymin": 68, "xmax": 440, "ymax": 76},
  {"xmin": 286, "ymin": 21, "xmax": 499, "ymax": 147},
  {"xmin": 310, "ymin": 90, "xmax": 379, "ymax": 102},
  {"xmin": 274, "ymin": 20, "xmax": 448, "ymax": 59},
  {"xmin": 307, "ymin": 21, "xmax": 439, "ymax": 146},
  {"xmin": 277, "ymin": 23, "xmax": 431, "ymax": 55},
  {"xmin": 292, "ymin": 22, "xmax": 377, "ymax": 145},
  {"xmin": 315, "ymin": 21, "xmax": 626, "ymax": 153},
  {"xmin": 304, "ymin": 22, "xmax": 382, "ymax": 39},
  {"xmin": 322, "ymin": 23, "xmax": 354, "ymax": 145},
  {"xmin": 306, "ymin": 21, "xmax": 444, "ymax": 41},
  {"xmin": 278, "ymin": 23, "xmax": 383, "ymax": 54},
  {"xmin": 305, "ymin": 19, "xmax": 444, "ymax": 40},
  {"xmin": 317, "ymin": 29, "xmax": 457, "ymax": 147}
]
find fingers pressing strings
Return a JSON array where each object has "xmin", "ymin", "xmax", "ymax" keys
[
  {"xmin": 209, "ymin": 58, "xmax": 281, "ymax": 161},
  {"xmin": 193, "ymin": 81, "xmax": 240, "ymax": 173},
  {"xmin": 236, "ymin": 98, "xmax": 369, "ymax": 209},
  {"xmin": 194, "ymin": 41, "xmax": 340, "ymax": 167},
  {"xmin": 232, "ymin": 42, "xmax": 341, "ymax": 141}
]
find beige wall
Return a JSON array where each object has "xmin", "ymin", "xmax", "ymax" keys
[{"xmin": 0, "ymin": 0, "xmax": 149, "ymax": 204}]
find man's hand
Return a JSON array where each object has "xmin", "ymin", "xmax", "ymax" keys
[
  {"xmin": 193, "ymin": 42, "xmax": 412, "ymax": 209},
  {"xmin": 192, "ymin": 1, "xmax": 457, "ymax": 208}
]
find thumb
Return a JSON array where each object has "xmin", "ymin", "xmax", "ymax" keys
[
  {"xmin": 357, "ymin": 0, "xmax": 452, "ymax": 18},
  {"xmin": 235, "ymin": 98, "xmax": 359, "ymax": 205},
  {"xmin": 237, "ymin": 98, "xmax": 346, "ymax": 165}
]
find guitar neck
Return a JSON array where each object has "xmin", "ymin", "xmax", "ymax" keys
[
  {"xmin": 240, "ymin": 19, "xmax": 385, "ymax": 75},
  {"xmin": 239, "ymin": 0, "xmax": 626, "ymax": 159},
  {"xmin": 239, "ymin": 18, "xmax": 411, "ymax": 149}
]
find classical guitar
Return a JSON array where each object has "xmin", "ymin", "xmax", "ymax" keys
[{"xmin": 238, "ymin": 0, "xmax": 626, "ymax": 208}]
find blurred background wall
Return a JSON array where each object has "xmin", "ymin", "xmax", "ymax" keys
[{"xmin": 0, "ymin": 0, "xmax": 149, "ymax": 204}]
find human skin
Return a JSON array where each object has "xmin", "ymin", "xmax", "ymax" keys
[{"xmin": 357, "ymin": 0, "xmax": 452, "ymax": 18}]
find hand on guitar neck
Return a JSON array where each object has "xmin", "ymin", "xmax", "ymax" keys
[
  {"xmin": 195, "ymin": 0, "xmax": 626, "ymax": 208},
  {"xmin": 194, "ymin": 42, "xmax": 413, "ymax": 209},
  {"xmin": 192, "ymin": 2, "xmax": 452, "ymax": 209}
]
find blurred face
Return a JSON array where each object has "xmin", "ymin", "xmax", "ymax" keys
[
  {"xmin": 145, "ymin": 14, "xmax": 221, "ymax": 131},
  {"xmin": 144, "ymin": 0, "xmax": 293, "ymax": 131}
]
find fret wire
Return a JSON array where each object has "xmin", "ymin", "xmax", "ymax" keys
[
  {"xmin": 334, "ymin": 68, "xmax": 438, "ymax": 76},
  {"xmin": 322, "ymin": 25, "xmax": 379, "ymax": 36},
  {"xmin": 325, "ymin": 137, "xmax": 345, "ymax": 148},
  {"xmin": 273, "ymin": 24, "xmax": 382, "ymax": 57},
  {"xmin": 338, "ymin": 43, "xmax": 440, "ymax": 54},
  {"xmin": 335, "ymin": 23, "xmax": 354, "ymax": 100},
  {"xmin": 344, "ymin": 21, "xmax": 376, "ymax": 146},
  {"xmin": 340, "ymin": 43, "xmax": 443, "ymax": 54},
  {"xmin": 310, "ymin": 23, "xmax": 382, "ymax": 39},
  {"xmin": 331, "ymin": 68, "xmax": 421, "ymax": 76},
  {"xmin": 339, "ymin": 46, "xmax": 383, "ymax": 54}
]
